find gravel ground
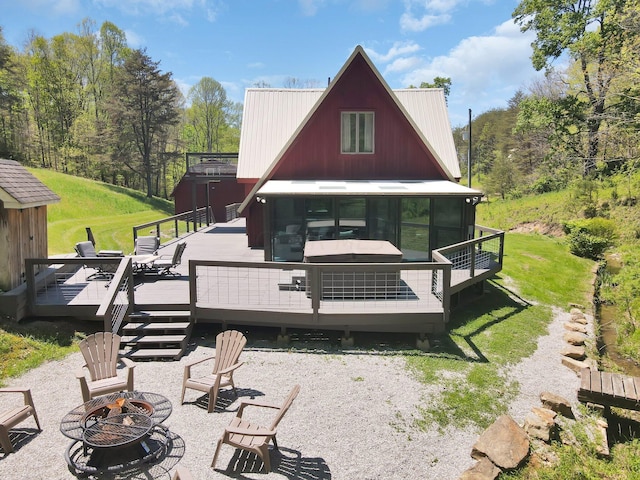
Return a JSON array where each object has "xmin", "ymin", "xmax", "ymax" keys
[{"xmin": 0, "ymin": 308, "xmax": 589, "ymax": 480}]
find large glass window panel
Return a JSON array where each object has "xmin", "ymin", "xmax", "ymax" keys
[
  {"xmin": 400, "ymin": 198, "xmax": 430, "ymax": 261},
  {"xmin": 432, "ymin": 198, "xmax": 463, "ymax": 227},
  {"xmin": 431, "ymin": 198, "xmax": 465, "ymax": 249},
  {"xmin": 367, "ymin": 198, "xmax": 398, "ymax": 244},
  {"xmin": 305, "ymin": 198, "xmax": 335, "ymax": 241},
  {"xmin": 338, "ymin": 198, "xmax": 366, "ymax": 239},
  {"xmin": 271, "ymin": 198, "xmax": 305, "ymax": 261}
]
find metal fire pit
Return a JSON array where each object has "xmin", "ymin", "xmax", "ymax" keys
[
  {"xmin": 65, "ymin": 423, "xmax": 172, "ymax": 475},
  {"xmin": 83, "ymin": 413, "xmax": 154, "ymax": 449}
]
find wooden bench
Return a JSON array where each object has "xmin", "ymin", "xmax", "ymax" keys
[{"xmin": 578, "ymin": 368, "xmax": 640, "ymax": 412}]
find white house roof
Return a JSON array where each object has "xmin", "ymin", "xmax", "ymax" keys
[
  {"xmin": 237, "ymin": 87, "xmax": 460, "ymax": 181},
  {"xmin": 256, "ymin": 180, "xmax": 482, "ymax": 197}
]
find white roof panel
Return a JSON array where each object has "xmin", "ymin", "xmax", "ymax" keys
[
  {"xmin": 394, "ymin": 89, "xmax": 461, "ymax": 179},
  {"xmin": 237, "ymin": 89, "xmax": 323, "ymax": 179},
  {"xmin": 256, "ymin": 180, "xmax": 482, "ymax": 196}
]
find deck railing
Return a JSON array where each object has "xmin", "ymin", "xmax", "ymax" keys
[
  {"xmin": 22, "ymin": 224, "xmax": 504, "ymax": 335},
  {"xmin": 189, "ymin": 260, "xmax": 452, "ymax": 332},
  {"xmin": 225, "ymin": 203, "xmax": 241, "ymax": 221},
  {"xmin": 431, "ymin": 225, "xmax": 504, "ymax": 295},
  {"xmin": 25, "ymin": 256, "xmax": 134, "ymax": 333},
  {"xmin": 132, "ymin": 206, "xmax": 213, "ymax": 245},
  {"xmin": 95, "ymin": 258, "xmax": 135, "ymax": 333}
]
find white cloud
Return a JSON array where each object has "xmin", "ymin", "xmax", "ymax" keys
[
  {"xmin": 124, "ymin": 29, "xmax": 144, "ymax": 48},
  {"xmin": 400, "ymin": 19, "xmax": 541, "ymax": 125},
  {"xmin": 247, "ymin": 62, "xmax": 265, "ymax": 69},
  {"xmin": 168, "ymin": 13, "xmax": 189, "ymax": 27},
  {"xmin": 384, "ymin": 56, "xmax": 423, "ymax": 74},
  {"xmin": 366, "ymin": 41, "xmax": 421, "ymax": 63},
  {"xmin": 400, "ymin": 12, "xmax": 450, "ymax": 32},
  {"xmin": 298, "ymin": 0, "xmax": 326, "ymax": 16},
  {"xmin": 95, "ymin": 0, "xmax": 224, "ymax": 23}
]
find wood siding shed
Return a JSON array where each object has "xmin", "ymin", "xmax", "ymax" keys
[{"xmin": 0, "ymin": 160, "xmax": 60, "ymax": 292}]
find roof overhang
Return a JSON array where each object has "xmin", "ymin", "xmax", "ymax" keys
[
  {"xmin": 0, "ymin": 190, "xmax": 58, "ymax": 209},
  {"xmin": 255, "ymin": 180, "xmax": 483, "ymax": 197}
]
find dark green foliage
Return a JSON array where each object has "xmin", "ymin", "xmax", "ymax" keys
[{"xmin": 563, "ymin": 218, "xmax": 616, "ymax": 259}]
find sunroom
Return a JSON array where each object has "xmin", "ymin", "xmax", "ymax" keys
[{"xmin": 258, "ymin": 179, "xmax": 482, "ymax": 262}]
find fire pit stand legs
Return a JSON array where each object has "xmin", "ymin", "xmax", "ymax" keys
[{"xmin": 65, "ymin": 424, "xmax": 172, "ymax": 476}]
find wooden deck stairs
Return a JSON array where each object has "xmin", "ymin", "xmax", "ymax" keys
[{"xmin": 120, "ymin": 309, "xmax": 193, "ymax": 361}]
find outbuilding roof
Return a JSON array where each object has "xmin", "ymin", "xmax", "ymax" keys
[{"xmin": 0, "ymin": 159, "xmax": 60, "ymax": 209}]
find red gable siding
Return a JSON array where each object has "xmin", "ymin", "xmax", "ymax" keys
[{"xmin": 269, "ymin": 53, "xmax": 449, "ymax": 181}]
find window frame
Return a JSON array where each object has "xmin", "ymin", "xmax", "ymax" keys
[{"xmin": 340, "ymin": 111, "xmax": 375, "ymax": 154}]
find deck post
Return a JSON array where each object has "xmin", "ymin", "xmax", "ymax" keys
[
  {"xmin": 310, "ymin": 266, "xmax": 321, "ymax": 322},
  {"xmin": 442, "ymin": 265, "xmax": 452, "ymax": 324},
  {"xmin": 470, "ymin": 245, "xmax": 475, "ymax": 278}
]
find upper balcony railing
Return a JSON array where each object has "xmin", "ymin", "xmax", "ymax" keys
[{"xmin": 132, "ymin": 206, "xmax": 214, "ymax": 245}]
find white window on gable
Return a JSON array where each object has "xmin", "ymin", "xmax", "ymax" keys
[{"xmin": 341, "ymin": 112, "xmax": 374, "ymax": 154}]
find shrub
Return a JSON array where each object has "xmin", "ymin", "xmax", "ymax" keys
[
  {"xmin": 563, "ymin": 218, "xmax": 617, "ymax": 260},
  {"xmin": 531, "ymin": 175, "xmax": 564, "ymax": 194},
  {"xmin": 566, "ymin": 231, "xmax": 610, "ymax": 259},
  {"xmin": 583, "ymin": 203, "xmax": 597, "ymax": 218}
]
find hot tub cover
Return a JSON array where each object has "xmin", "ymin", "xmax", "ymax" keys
[{"xmin": 303, "ymin": 239, "xmax": 402, "ymax": 263}]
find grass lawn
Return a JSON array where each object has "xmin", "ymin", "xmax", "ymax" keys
[
  {"xmin": 31, "ymin": 168, "xmax": 174, "ymax": 255},
  {"xmin": 408, "ymin": 232, "xmax": 595, "ymax": 430}
]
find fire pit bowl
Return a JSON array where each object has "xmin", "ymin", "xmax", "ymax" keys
[
  {"xmin": 81, "ymin": 398, "xmax": 154, "ymax": 429},
  {"xmin": 82, "ymin": 413, "xmax": 154, "ymax": 449}
]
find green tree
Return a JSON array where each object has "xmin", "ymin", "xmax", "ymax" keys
[
  {"xmin": 107, "ymin": 49, "xmax": 180, "ymax": 198},
  {"xmin": 186, "ymin": 77, "xmax": 228, "ymax": 152},
  {"xmin": 513, "ymin": 0, "xmax": 628, "ymax": 176},
  {"xmin": 483, "ymin": 152, "xmax": 520, "ymax": 200},
  {"xmin": 0, "ymin": 27, "xmax": 23, "ymax": 158},
  {"xmin": 409, "ymin": 77, "xmax": 452, "ymax": 101}
]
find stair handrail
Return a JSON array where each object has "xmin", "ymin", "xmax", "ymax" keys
[{"xmin": 96, "ymin": 257, "xmax": 135, "ymax": 333}]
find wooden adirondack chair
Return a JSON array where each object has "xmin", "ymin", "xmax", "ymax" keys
[
  {"xmin": 77, "ymin": 332, "xmax": 136, "ymax": 402},
  {"xmin": 211, "ymin": 385, "xmax": 301, "ymax": 473},
  {"xmin": 181, "ymin": 330, "xmax": 247, "ymax": 413},
  {"xmin": 171, "ymin": 465, "xmax": 193, "ymax": 480},
  {"xmin": 0, "ymin": 387, "xmax": 41, "ymax": 453}
]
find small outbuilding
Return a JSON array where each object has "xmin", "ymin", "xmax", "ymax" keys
[
  {"xmin": 0, "ymin": 159, "xmax": 60, "ymax": 294},
  {"xmin": 171, "ymin": 153, "xmax": 246, "ymax": 223}
]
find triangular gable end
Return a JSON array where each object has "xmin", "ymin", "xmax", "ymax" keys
[{"xmin": 238, "ymin": 46, "xmax": 454, "ymax": 213}]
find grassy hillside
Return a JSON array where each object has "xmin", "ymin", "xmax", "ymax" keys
[
  {"xmin": 476, "ymin": 172, "xmax": 640, "ymax": 367},
  {"xmin": 31, "ymin": 169, "xmax": 174, "ymax": 255}
]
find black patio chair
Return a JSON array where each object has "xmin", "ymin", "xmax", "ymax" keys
[
  {"xmin": 75, "ymin": 241, "xmax": 122, "ymax": 280},
  {"xmin": 139, "ymin": 241, "xmax": 186, "ymax": 277}
]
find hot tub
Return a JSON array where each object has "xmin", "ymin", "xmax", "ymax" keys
[{"xmin": 303, "ymin": 240, "xmax": 402, "ymax": 298}]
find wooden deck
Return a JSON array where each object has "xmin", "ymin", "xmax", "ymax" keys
[
  {"xmin": 26, "ymin": 219, "xmax": 502, "ymax": 336},
  {"xmin": 578, "ymin": 368, "xmax": 640, "ymax": 411}
]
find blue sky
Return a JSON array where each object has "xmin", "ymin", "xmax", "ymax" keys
[{"xmin": 2, "ymin": 0, "xmax": 542, "ymax": 127}]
